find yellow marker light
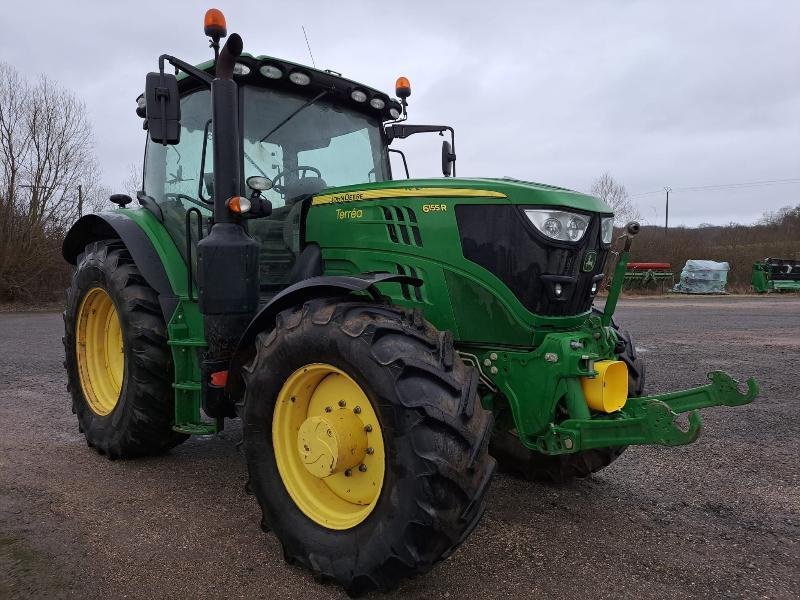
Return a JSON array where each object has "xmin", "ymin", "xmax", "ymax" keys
[{"xmin": 581, "ymin": 360, "xmax": 629, "ymax": 413}]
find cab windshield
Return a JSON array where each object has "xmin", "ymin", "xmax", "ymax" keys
[
  {"xmin": 143, "ymin": 86, "xmax": 389, "ymax": 297},
  {"xmin": 243, "ymin": 86, "xmax": 389, "ymax": 209}
]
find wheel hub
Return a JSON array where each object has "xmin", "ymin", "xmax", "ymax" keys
[
  {"xmin": 297, "ymin": 410, "xmax": 368, "ymax": 478},
  {"xmin": 75, "ymin": 287, "xmax": 124, "ymax": 416},
  {"xmin": 272, "ymin": 363, "xmax": 385, "ymax": 530}
]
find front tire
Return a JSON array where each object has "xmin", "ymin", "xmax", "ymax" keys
[
  {"xmin": 241, "ymin": 299, "xmax": 495, "ymax": 595},
  {"xmin": 63, "ymin": 239, "xmax": 187, "ymax": 459}
]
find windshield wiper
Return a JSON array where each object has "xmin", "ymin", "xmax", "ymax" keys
[{"xmin": 259, "ymin": 90, "xmax": 328, "ymax": 143}]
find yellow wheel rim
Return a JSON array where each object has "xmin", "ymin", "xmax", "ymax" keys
[
  {"xmin": 76, "ymin": 287, "xmax": 125, "ymax": 416},
  {"xmin": 272, "ymin": 364, "xmax": 385, "ymax": 530}
]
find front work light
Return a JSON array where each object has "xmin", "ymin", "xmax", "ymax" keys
[
  {"xmin": 233, "ymin": 63, "xmax": 251, "ymax": 76},
  {"xmin": 246, "ymin": 175, "xmax": 273, "ymax": 192},
  {"xmin": 525, "ymin": 209, "xmax": 589, "ymax": 242},
  {"xmin": 351, "ymin": 90, "xmax": 367, "ymax": 103},
  {"xmin": 259, "ymin": 64, "xmax": 283, "ymax": 79},
  {"xmin": 289, "ymin": 71, "xmax": 311, "ymax": 86}
]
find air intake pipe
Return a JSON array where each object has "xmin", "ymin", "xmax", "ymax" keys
[{"xmin": 196, "ymin": 33, "xmax": 259, "ymax": 417}]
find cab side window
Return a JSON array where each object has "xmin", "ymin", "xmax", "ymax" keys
[{"xmin": 143, "ymin": 90, "xmax": 212, "ymax": 265}]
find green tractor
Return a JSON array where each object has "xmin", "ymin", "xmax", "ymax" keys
[{"xmin": 62, "ymin": 10, "xmax": 758, "ymax": 594}]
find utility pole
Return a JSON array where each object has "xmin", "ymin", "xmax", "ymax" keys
[
  {"xmin": 664, "ymin": 186, "xmax": 671, "ymax": 235},
  {"xmin": 78, "ymin": 185, "xmax": 83, "ymax": 218}
]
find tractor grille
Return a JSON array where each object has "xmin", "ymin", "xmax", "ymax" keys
[{"xmin": 455, "ymin": 204, "xmax": 608, "ymax": 316}]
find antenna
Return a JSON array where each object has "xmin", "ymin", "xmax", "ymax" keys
[{"xmin": 301, "ymin": 25, "xmax": 316, "ymax": 68}]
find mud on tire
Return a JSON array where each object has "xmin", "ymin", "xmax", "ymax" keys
[
  {"xmin": 241, "ymin": 299, "xmax": 495, "ymax": 595},
  {"xmin": 63, "ymin": 239, "xmax": 187, "ymax": 459}
]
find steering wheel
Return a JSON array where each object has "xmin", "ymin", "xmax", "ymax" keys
[{"xmin": 272, "ymin": 166, "xmax": 322, "ymax": 194}]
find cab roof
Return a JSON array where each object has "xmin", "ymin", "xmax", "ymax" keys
[{"xmin": 177, "ymin": 53, "xmax": 402, "ymax": 122}]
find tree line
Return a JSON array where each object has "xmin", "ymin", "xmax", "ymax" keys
[{"xmin": 0, "ymin": 63, "xmax": 106, "ymax": 302}]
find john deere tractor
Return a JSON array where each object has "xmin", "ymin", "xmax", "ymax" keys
[{"xmin": 62, "ymin": 10, "xmax": 758, "ymax": 594}]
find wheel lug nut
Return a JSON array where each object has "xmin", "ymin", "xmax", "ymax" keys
[
  {"xmin": 364, "ymin": 424, "xmax": 372, "ymax": 432},
  {"xmin": 324, "ymin": 406, "xmax": 332, "ymax": 413},
  {"xmin": 344, "ymin": 469, "xmax": 352, "ymax": 477},
  {"xmin": 366, "ymin": 447, "xmax": 374, "ymax": 455},
  {"xmin": 353, "ymin": 406, "xmax": 361, "ymax": 414},
  {"xmin": 338, "ymin": 399, "xmax": 346, "ymax": 407},
  {"xmin": 358, "ymin": 464, "xmax": 367, "ymax": 472}
]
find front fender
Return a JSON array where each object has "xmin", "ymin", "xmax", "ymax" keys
[{"xmin": 226, "ymin": 272, "xmax": 421, "ymax": 399}]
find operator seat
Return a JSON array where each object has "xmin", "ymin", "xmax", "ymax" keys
[{"xmin": 284, "ymin": 176, "xmax": 327, "ymax": 205}]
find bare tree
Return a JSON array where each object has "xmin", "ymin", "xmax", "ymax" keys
[
  {"xmin": 122, "ymin": 162, "xmax": 142, "ymax": 198},
  {"xmin": 0, "ymin": 62, "xmax": 103, "ymax": 301},
  {"xmin": 590, "ymin": 173, "xmax": 641, "ymax": 225}
]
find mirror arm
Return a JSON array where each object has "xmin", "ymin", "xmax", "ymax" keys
[
  {"xmin": 446, "ymin": 126, "xmax": 456, "ymax": 177},
  {"xmin": 158, "ymin": 54, "xmax": 213, "ymax": 86}
]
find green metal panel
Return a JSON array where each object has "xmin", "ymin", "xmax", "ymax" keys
[
  {"xmin": 305, "ymin": 178, "xmax": 599, "ymax": 344},
  {"xmin": 104, "ymin": 208, "xmax": 214, "ymax": 434},
  {"xmin": 751, "ymin": 262, "xmax": 769, "ymax": 293},
  {"xmin": 305, "ymin": 178, "xmax": 757, "ymax": 452}
]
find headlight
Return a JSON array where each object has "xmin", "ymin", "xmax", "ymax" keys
[
  {"xmin": 601, "ymin": 217, "xmax": 614, "ymax": 244},
  {"xmin": 525, "ymin": 209, "xmax": 589, "ymax": 242}
]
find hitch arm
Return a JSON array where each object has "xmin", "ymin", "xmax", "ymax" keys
[
  {"xmin": 535, "ymin": 371, "xmax": 758, "ymax": 455},
  {"xmin": 626, "ymin": 371, "xmax": 758, "ymax": 414}
]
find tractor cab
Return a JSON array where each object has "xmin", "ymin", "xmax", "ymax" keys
[{"xmin": 140, "ymin": 54, "xmax": 403, "ymax": 297}]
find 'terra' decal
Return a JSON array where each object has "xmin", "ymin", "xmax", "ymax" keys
[
  {"xmin": 336, "ymin": 208, "xmax": 364, "ymax": 220},
  {"xmin": 582, "ymin": 250, "xmax": 597, "ymax": 272}
]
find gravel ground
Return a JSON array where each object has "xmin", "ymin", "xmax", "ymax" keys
[{"xmin": 1, "ymin": 296, "xmax": 798, "ymax": 599}]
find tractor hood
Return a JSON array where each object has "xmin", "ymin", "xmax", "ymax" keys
[{"xmin": 312, "ymin": 177, "xmax": 612, "ymax": 214}]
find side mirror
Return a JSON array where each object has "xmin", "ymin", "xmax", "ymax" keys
[
  {"xmin": 441, "ymin": 140, "xmax": 456, "ymax": 177},
  {"xmin": 145, "ymin": 72, "xmax": 181, "ymax": 145}
]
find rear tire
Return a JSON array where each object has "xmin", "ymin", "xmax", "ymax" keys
[
  {"xmin": 63, "ymin": 239, "xmax": 187, "ymax": 459},
  {"xmin": 241, "ymin": 299, "xmax": 495, "ymax": 595},
  {"xmin": 490, "ymin": 317, "xmax": 645, "ymax": 483}
]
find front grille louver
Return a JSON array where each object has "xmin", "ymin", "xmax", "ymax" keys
[{"xmin": 381, "ymin": 206, "xmax": 423, "ymax": 247}]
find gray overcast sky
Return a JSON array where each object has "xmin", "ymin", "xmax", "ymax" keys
[{"xmin": 6, "ymin": 0, "xmax": 799, "ymax": 225}]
